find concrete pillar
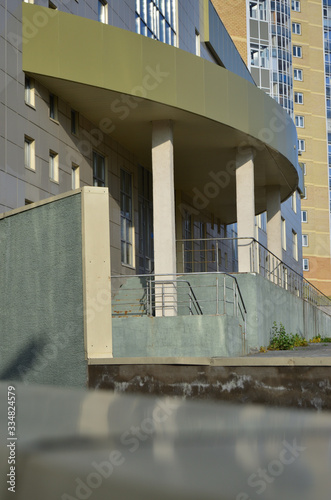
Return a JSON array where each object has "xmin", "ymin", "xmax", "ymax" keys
[
  {"xmin": 236, "ymin": 149, "xmax": 255, "ymax": 273},
  {"xmin": 175, "ymin": 190, "xmax": 184, "ymax": 274},
  {"xmin": 266, "ymin": 186, "xmax": 282, "ymax": 284},
  {"xmin": 152, "ymin": 120, "xmax": 176, "ymax": 315},
  {"xmin": 266, "ymin": 186, "xmax": 282, "ymax": 260}
]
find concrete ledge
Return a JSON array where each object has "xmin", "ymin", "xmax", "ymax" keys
[
  {"xmin": 88, "ymin": 356, "xmax": 331, "ymax": 366},
  {"xmin": 88, "ymin": 363, "xmax": 331, "ymax": 410}
]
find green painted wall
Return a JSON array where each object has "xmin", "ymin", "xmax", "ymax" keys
[
  {"xmin": 113, "ymin": 314, "xmax": 244, "ymax": 358},
  {"xmin": 112, "ymin": 272, "xmax": 331, "ymax": 357},
  {"xmin": 0, "ymin": 194, "xmax": 86, "ymax": 387},
  {"xmin": 235, "ymin": 273, "xmax": 331, "ymax": 349}
]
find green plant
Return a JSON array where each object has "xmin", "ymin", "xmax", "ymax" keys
[
  {"xmin": 320, "ymin": 337, "xmax": 331, "ymax": 343},
  {"xmin": 268, "ymin": 322, "xmax": 308, "ymax": 351}
]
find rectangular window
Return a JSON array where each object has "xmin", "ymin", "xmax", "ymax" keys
[
  {"xmin": 303, "ymin": 258, "xmax": 309, "ymax": 271},
  {"xmin": 249, "ymin": 1, "xmax": 267, "ymax": 20},
  {"xmin": 295, "ymin": 115, "xmax": 304, "ymax": 127},
  {"xmin": 24, "ymin": 136, "xmax": 35, "ymax": 171},
  {"xmin": 292, "ymin": 230, "xmax": 298, "ymax": 260},
  {"xmin": 294, "ymin": 68, "xmax": 303, "ymax": 81},
  {"xmin": 49, "ymin": 93, "xmax": 58, "ymax": 121},
  {"xmin": 24, "ymin": 75, "xmax": 35, "ymax": 107},
  {"xmin": 294, "ymin": 92, "xmax": 303, "ymax": 104},
  {"xmin": 292, "ymin": 1, "xmax": 300, "ymax": 12},
  {"xmin": 98, "ymin": 0, "xmax": 108, "ymax": 23},
  {"xmin": 298, "ymin": 139, "xmax": 305, "ymax": 152},
  {"xmin": 121, "ymin": 169, "xmax": 133, "ymax": 267},
  {"xmin": 292, "ymin": 23, "xmax": 301, "ymax": 35},
  {"xmin": 281, "ymin": 217, "xmax": 286, "ymax": 250},
  {"xmin": 302, "ymin": 234, "xmax": 309, "ymax": 247},
  {"xmin": 303, "ymin": 186, "xmax": 307, "ymax": 199},
  {"xmin": 23, "ymin": 0, "xmax": 34, "ymax": 3},
  {"xmin": 71, "ymin": 110, "xmax": 79, "ymax": 136},
  {"xmin": 93, "ymin": 151, "xmax": 106, "ymax": 187},
  {"xmin": 301, "ymin": 210, "xmax": 307, "ymax": 222},
  {"xmin": 302, "ymin": 162, "xmax": 306, "ymax": 175},
  {"xmin": 49, "ymin": 1, "xmax": 57, "ymax": 8},
  {"xmin": 291, "ymin": 192, "xmax": 297, "ymax": 213},
  {"xmin": 135, "ymin": 0, "xmax": 177, "ymax": 46},
  {"xmin": 49, "ymin": 151, "xmax": 59, "ymax": 182},
  {"xmin": 293, "ymin": 46, "xmax": 302, "ymax": 58},
  {"xmin": 72, "ymin": 163, "xmax": 80, "ymax": 190}
]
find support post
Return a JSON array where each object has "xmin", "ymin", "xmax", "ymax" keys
[
  {"xmin": 236, "ymin": 149, "xmax": 255, "ymax": 273},
  {"xmin": 266, "ymin": 185, "xmax": 282, "ymax": 270},
  {"xmin": 152, "ymin": 120, "xmax": 177, "ymax": 316}
]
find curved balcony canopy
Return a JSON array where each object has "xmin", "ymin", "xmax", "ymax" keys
[{"xmin": 22, "ymin": 5, "xmax": 301, "ymax": 223}]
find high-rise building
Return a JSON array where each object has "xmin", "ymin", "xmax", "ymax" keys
[
  {"xmin": 215, "ymin": 0, "xmax": 331, "ymax": 296},
  {"xmin": 291, "ymin": 0, "xmax": 331, "ymax": 295}
]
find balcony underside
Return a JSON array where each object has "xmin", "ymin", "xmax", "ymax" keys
[{"xmin": 23, "ymin": 4, "xmax": 302, "ymax": 223}]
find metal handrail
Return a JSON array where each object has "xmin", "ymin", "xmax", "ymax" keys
[
  {"xmin": 177, "ymin": 237, "xmax": 331, "ymax": 308},
  {"xmin": 111, "ymin": 272, "xmax": 246, "ymax": 326},
  {"xmin": 146, "ymin": 279, "xmax": 203, "ymax": 316}
]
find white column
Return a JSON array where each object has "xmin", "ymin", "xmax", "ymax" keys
[
  {"xmin": 266, "ymin": 185, "xmax": 282, "ymax": 283},
  {"xmin": 266, "ymin": 186, "xmax": 282, "ymax": 260},
  {"xmin": 152, "ymin": 120, "xmax": 176, "ymax": 315},
  {"xmin": 236, "ymin": 149, "xmax": 255, "ymax": 273}
]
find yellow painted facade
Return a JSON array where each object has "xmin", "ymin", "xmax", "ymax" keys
[
  {"xmin": 211, "ymin": 0, "xmax": 248, "ymax": 63},
  {"xmin": 292, "ymin": 1, "xmax": 331, "ymax": 295}
]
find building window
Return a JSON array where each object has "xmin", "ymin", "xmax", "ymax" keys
[
  {"xmin": 24, "ymin": 136, "xmax": 35, "ymax": 171},
  {"xmin": 72, "ymin": 163, "xmax": 80, "ymax": 190},
  {"xmin": 135, "ymin": 0, "xmax": 177, "ymax": 46},
  {"xmin": 250, "ymin": 43, "xmax": 269, "ymax": 68},
  {"xmin": 295, "ymin": 115, "xmax": 304, "ymax": 127},
  {"xmin": 292, "ymin": 23, "xmax": 301, "ymax": 35},
  {"xmin": 294, "ymin": 92, "xmax": 303, "ymax": 104},
  {"xmin": 292, "ymin": 230, "xmax": 298, "ymax": 260},
  {"xmin": 302, "ymin": 234, "xmax": 309, "ymax": 247},
  {"xmin": 98, "ymin": 0, "xmax": 108, "ymax": 23},
  {"xmin": 49, "ymin": 93, "xmax": 58, "ymax": 121},
  {"xmin": 249, "ymin": 1, "xmax": 267, "ymax": 21},
  {"xmin": 121, "ymin": 169, "xmax": 133, "ymax": 267},
  {"xmin": 302, "ymin": 162, "xmax": 306, "ymax": 175},
  {"xmin": 292, "ymin": 1, "xmax": 300, "ymax": 12},
  {"xmin": 49, "ymin": 1, "xmax": 57, "ymax": 8},
  {"xmin": 303, "ymin": 258, "xmax": 309, "ymax": 271},
  {"xmin": 301, "ymin": 210, "xmax": 307, "ymax": 222},
  {"xmin": 293, "ymin": 46, "xmax": 302, "ymax": 58},
  {"xmin": 281, "ymin": 217, "xmax": 286, "ymax": 250},
  {"xmin": 298, "ymin": 139, "xmax": 305, "ymax": 153},
  {"xmin": 294, "ymin": 68, "xmax": 303, "ymax": 81},
  {"xmin": 93, "ymin": 151, "xmax": 106, "ymax": 187},
  {"xmin": 23, "ymin": 0, "xmax": 34, "ymax": 3},
  {"xmin": 303, "ymin": 186, "xmax": 307, "ymax": 199},
  {"xmin": 49, "ymin": 151, "xmax": 59, "ymax": 182},
  {"xmin": 71, "ymin": 110, "xmax": 79, "ymax": 136},
  {"xmin": 24, "ymin": 75, "xmax": 35, "ymax": 107}
]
